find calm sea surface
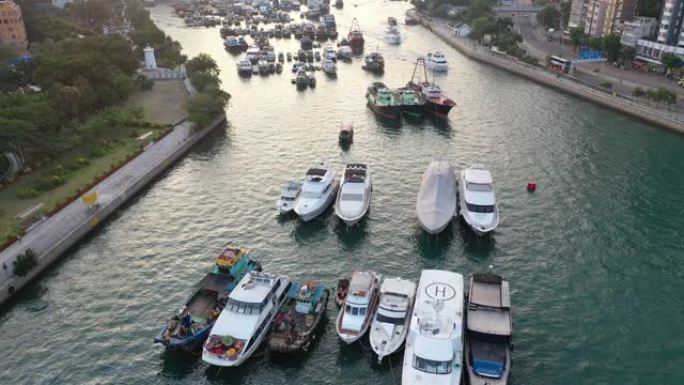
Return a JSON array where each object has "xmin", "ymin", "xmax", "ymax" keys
[{"xmin": 1, "ymin": 2, "xmax": 684, "ymax": 384}]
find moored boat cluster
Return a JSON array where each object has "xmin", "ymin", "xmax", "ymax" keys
[{"xmin": 155, "ymin": 249, "xmax": 513, "ymax": 385}]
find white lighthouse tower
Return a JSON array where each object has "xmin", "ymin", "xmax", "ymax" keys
[{"xmin": 143, "ymin": 45, "xmax": 157, "ymax": 70}]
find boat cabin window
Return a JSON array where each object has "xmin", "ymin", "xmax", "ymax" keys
[
  {"xmin": 302, "ymin": 190, "xmax": 321, "ymax": 198},
  {"xmin": 466, "ymin": 203, "xmax": 495, "ymax": 213},
  {"xmin": 341, "ymin": 193, "xmax": 364, "ymax": 201},
  {"xmin": 466, "ymin": 182, "xmax": 493, "ymax": 192},
  {"xmin": 376, "ymin": 313, "xmax": 405, "ymax": 325},
  {"xmin": 227, "ymin": 299, "xmax": 263, "ymax": 315},
  {"xmin": 412, "ymin": 354, "xmax": 452, "ymax": 375}
]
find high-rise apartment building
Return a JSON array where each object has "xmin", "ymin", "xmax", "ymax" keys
[
  {"xmin": 582, "ymin": 0, "xmax": 636, "ymax": 36},
  {"xmin": 656, "ymin": 0, "xmax": 684, "ymax": 47},
  {"xmin": 0, "ymin": 0, "xmax": 27, "ymax": 55}
]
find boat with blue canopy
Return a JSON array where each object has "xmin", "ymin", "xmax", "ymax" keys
[
  {"xmin": 153, "ymin": 246, "xmax": 261, "ymax": 351},
  {"xmin": 268, "ymin": 280, "xmax": 329, "ymax": 353}
]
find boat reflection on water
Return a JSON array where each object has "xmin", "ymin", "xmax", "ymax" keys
[
  {"xmin": 414, "ymin": 221, "xmax": 454, "ymax": 261},
  {"xmin": 461, "ymin": 226, "xmax": 496, "ymax": 260},
  {"xmin": 333, "ymin": 216, "xmax": 368, "ymax": 251},
  {"xmin": 291, "ymin": 206, "xmax": 335, "ymax": 243},
  {"xmin": 159, "ymin": 348, "xmax": 199, "ymax": 378}
]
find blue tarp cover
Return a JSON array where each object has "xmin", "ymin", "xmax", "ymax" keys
[{"xmin": 473, "ymin": 359, "xmax": 504, "ymax": 378}]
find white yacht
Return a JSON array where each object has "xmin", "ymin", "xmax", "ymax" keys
[
  {"xmin": 336, "ymin": 270, "xmax": 382, "ymax": 344},
  {"xmin": 402, "ymin": 270, "xmax": 464, "ymax": 385},
  {"xmin": 277, "ymin": 181, "xmax": 302, "ymax": 214},
  {"xmin": 337, "ymin": 46, "xmax": 353, "ymax": 61},
  {"xmin": 370, "ymin": 277, "xmax": 416, "ymax": 362},
  {"xmin": 426, "ymin": 51, "xmax": 449, "ymax": 72},
  {"xmin": 385, "ymin": 25, "xmax": 402, "ymax": 45},
  {"xmin": 465, "ymin": 273, "xmax": 512, "ymax": 385},
  {"xmin": 458, "ymin": 164, "xmax": 499, "ymax": 236},
  {"xmin": 202, "ymin": 271, "xmax": 291, "ymax": 367},
  {"xmin": 245, "ymin": 46, "xmax": 261, "ymax": 64},
  {"xmin": 334, "ymin": 164, "xmax": 371, "ymax": 226},
  {"xmin": 416, "ymin": 160, "xmax": 457, "ymax": 234},
  {"xmin": 293, "ymin": 161, "xmax": 338, "ymax": 222},
  {"xmin": 323, "ymin": 45, "xmax": 337, "ymax": 61},
  {"xmin": 237, "ymin": 59, "xmax": 252, "ymax": 77},
  {"xmin": 322, "ymin": 58, "xmax": 337, "ymax": 76}
]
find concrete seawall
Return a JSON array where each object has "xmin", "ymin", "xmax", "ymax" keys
[
  {"xmin": 0, "ymin": 111, "xmax": 226, "ymax": 308},
  {"xmin": 413, "ymin": 12, "xmax": 684, "ymax": 133}
]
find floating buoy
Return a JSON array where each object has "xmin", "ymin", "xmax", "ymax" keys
[{"xmin": 527, "ymin": 181, "xmax": 537, "ymax": 192}]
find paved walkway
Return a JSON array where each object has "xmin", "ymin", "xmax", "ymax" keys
[
  {"xmin": 515, "ymin": 18, "xmax": 684, "ymax": 103},
  {"xmin": 419, "ymin": 14, "xmax": 684, "ymax": 130},
  {"xmin": 0, "ymin": 121, "xmax": 195, "ymax": 289}
]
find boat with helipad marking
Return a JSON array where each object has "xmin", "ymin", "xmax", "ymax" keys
[{"xmin": 402, "ymin": 270, "xmax": 465, "ymax": 385}]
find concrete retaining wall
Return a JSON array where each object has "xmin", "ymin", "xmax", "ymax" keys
[
  {"xmin": 0, "ymin": 114, "xmax": 226, "ymax": 308},
  {"xmin": 413, "ymin": 12, "xmax": 684, "ymax": 133}
]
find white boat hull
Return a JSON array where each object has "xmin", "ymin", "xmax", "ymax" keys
[
  {"xmin": 416, "ymin": 161, "xmax": 457, "ymax": 234},
  {"xmin": 335, "ymin": 302, "xmax": 374, "ymax": 344},
  {"xmin": 386, "ymin": 34, "xmax": 401, "ymax": 45},
  {"xmin": 457, "ymin": 171, "xmax": 498, "ymax": 236},
  {"xmin": 426, "ymin": 62, "xmax": 448, "ymax": 72},
  {"xmin": 334, "ymin": 196, "xmax": 370, "ymax": 226},
  {"xmin": 295, "ymin": 180, "xmax": 339, "ymax": 222}
]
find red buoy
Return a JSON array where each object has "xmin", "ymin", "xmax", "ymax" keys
[{"xmin": 527, "ymin": 181, "xmax": 537, "ymax": 192}]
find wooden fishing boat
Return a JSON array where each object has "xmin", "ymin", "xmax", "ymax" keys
[
  {"xmin": 268, "ymin": 281, "xmax": 329, "ymax": 353},
  {"xmin": 154, "ymin": 247, "xmax": 261, "ymax": 351}
]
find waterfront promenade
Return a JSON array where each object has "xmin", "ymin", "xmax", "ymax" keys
[
  {"xmin": 410, "ymin": 11, "xmax": 684, "ymax": 133},
  {"xmin": 0, "ymin": 115, "xmax": 224, "ymax": 307}
]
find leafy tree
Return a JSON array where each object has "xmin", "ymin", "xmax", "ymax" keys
[
  {"xmin": 188, "ymin": 87, "xmax": 231, "ymax": 128},
  {"xmin": 471, "ymin": 16, "xmax": 495, "ymax": 40},
  {"xmin": 602, "ymin": 34, "xmax": 622, "ymax": 62},
  {"xmin": 646, "ymin": 88, "xmax": 677, "ymax": 104},
  {"xmin": 569, "ymin": 28, "xmax": 587, "ymax": 48},
  {"xmin": 661, "ymin": 53, "xmax": 683, "ymax": 70},
  {"xmin": 538, "ymin": 6, "xmax": 561, "ymax": 29},
  {"xmin": 466, "ymin": 0, "xmax": 495, "ymax": 22},
  {"xmin": 186, "ymin": 54, "xmax": 220, "ymax": 77},
  {"xmin": 632, "ymin": 87, "xmax": 645, "ymax": 98}
]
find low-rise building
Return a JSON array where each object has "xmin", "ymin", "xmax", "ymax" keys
[
  {"xmin": 51, "ymin": 0, "xmax": 76, "ymax": 9},
  {"xmin": 0, "ymin": 0, "xmax": 27, "ymax": 55},
  {"xmin": 635, "ymin": 38, "xmax": 684, "ymax": 65},
  {"xmin": 621, "ymin": 17, "xmax": 658, "ymax": 47},
  {"xmin": 449, "ymin": 22, "xmax": 472, "ymax": 38}
]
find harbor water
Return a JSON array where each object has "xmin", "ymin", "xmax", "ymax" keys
[{"xmin": 2, "ymin": 2, "xmax": 684, "ymax": 384}]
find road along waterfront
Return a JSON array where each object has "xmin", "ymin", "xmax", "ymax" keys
[
  {"xmin": 1, "ymin": 2, "xmax": 684, "ymax": 385},
  {"xmin": 410, "ymin": 11, "xmax": 684, "ymax": 133}
]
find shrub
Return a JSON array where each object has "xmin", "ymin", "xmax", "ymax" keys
[
  {"xmin": 13, "ymin": 248, "xmax": 38, "ymax": 277},
  {"xmin": 17, "ymin": 186, "xmax": 40, "ymax": 199},
  {"xmin": 53, "ymin": 164, "xmax": 66, "ymax": 176},
  {"xmin": 32, "ymin": 174, "xmax": 66, "ymax": 192},
  {"xmin": 89, "ymin": 145, "xmax": 110, "ymax": 158},
  {"xmin": 633, "ymin": 87, "xmax": 645, "ymax": 97},
  {"xmin": 601, "ymin": 81, "xmax": 613, "ymax": 89}
]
